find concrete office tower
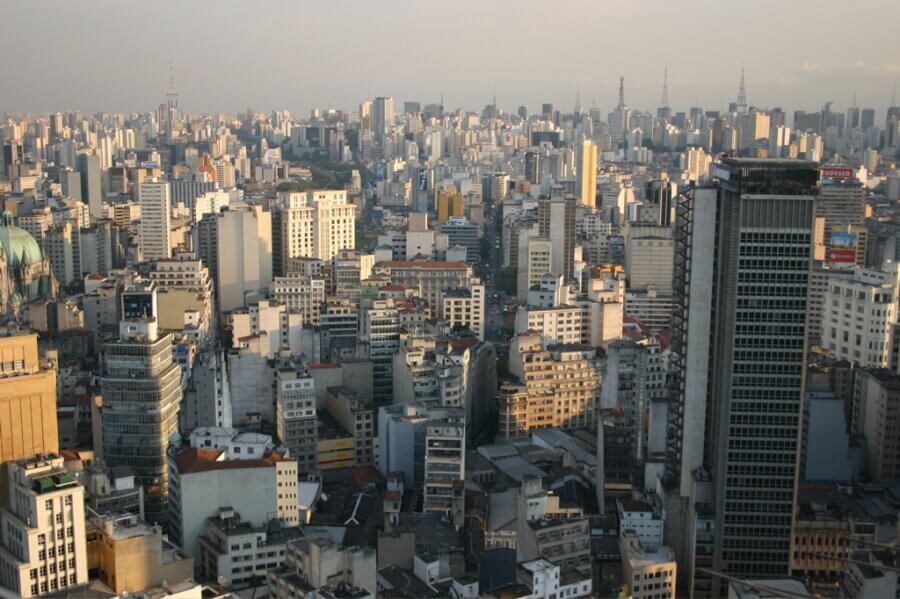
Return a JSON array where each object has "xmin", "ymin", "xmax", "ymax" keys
[
  {"xmin": 138, "ymin": 178, "xmax": 172, "ymax": 261},
  {"xmin": 525, "ymin": 151, "xmax": 541, "ymax": 185},
  {"xmin": 817, "ymin": 171, "xmax": 866, "ymax": 264},
  {"xmin": 0, "ymin": 330, "xmax": 58, "ymax": 505},
  {"xmin": 359, "ymin": 100, "xmax": 373, "ymax": 133},
  {"xmin": 664, "ymin": 159, "xmax": 818, "ymax": 596},
  {"xmin": 374, "ymin": 96, "xmax": 394, "ymax": 143},
  {"xmin": 645, "ymin": 179, "xmax": 678, "ymax": 227},
  {"xmin": 76, "ymin": 152, "xmax": 102, "ymax": 221},
  {"xmin": 44, "ymin": 222, "xmax": 78, "ymax": 285},
  {"xmin": 275, "ymin": 365, "xmax": 318, "ymax": 474},
  {"xmin": 525, "ymin": 238, "xmax": 553, "ymax": 293},
  {"xmin": 198, "ymin": 206, "xmax": 272, "ymax": 313},
  {"xmin": 538, "ymin": 196, "xmax": 576, "ymax": 284},
  {"xmin": 0, "ymin": 455, "xmax": 89, "ymax": 598},
  {"xmin": 423, "ymin": 412, "xmax": 465, "ymax": 523},
  {"xmin": 60, "ymin": 168, "xmax": 81, "ymax": 203},
  {"xmin": 682, "ymin": 147, "xmax": 712, "ymax": 183},
  {"xmin": 100, "ymin": 317, "xmax": 181, "ymax": 525},
  {"xmin": 854, "ymin": 370, "xmax": 900, "ymax": 481},
  {"xmin": 577, "ymin": 140, "xmax": 598, "ymax": 209},
  {"xmin": 625, "ymin": 225, "xmax": 674, "ymax": 293}
]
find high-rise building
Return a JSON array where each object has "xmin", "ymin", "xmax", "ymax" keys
[
  {"xmin": 275, "ymin": 365, "xmax": 318, "ymax": 474},
  {"xmin": 645, "ymin": 179, "xmax": 678, "ymax": 227},
  {"xmin": 277, "ymin": 190, "xmax": 356, "ymax": 266},
  {"xmin": 0, "ymin": 455, "xmax": 88, "ymax": 598},
  {"xmin": 373, "ymin": 96, "xmax": 394, "ymax": 143},
  {"xmin": 60, "ymin": 168, "xmax": 81, "ymax": 203},
  {"xmin": 198, "ymin": 205, "xmax": 272, "ymax": 313},
  {"xmin": 44, "ymin": 222, "xmax": 78, "ymax": 286},
  {"xmin": 538, "ymin": 196, "xmax": 575, "ymax": 284},
  {"xmin": 138, "ymin": 178, "xmax": 172, "ymax": 261},
  {"xmin": 577, "ymin": 140, "xmax": 598, "ymax": 209},
  {"xmin": 423, "ymin": 411, "xmax": 465, "ymax": 521},
  {"xmin": 437, "ymin": 188, "xmax": 465, "ymax": 223},
  {"xmin": 524, "ymin": 151, "xmax": 541, "ymax": 185},
  {"xmin": 0, "ymin": 330, "xmax": 58, "ymax": 505},
  {"xmin": 820, "ymin": 267, "xmax": 898, "ymax": 368},
  {"xmin": 817, "ymin": 169, "xmax": 866, "ymax": 264},
  {"xmin": 76, "ymin": 152, "xmax": 102, "ymax": 222},
  {"xmin": 665, "ymin": 158, "xmax": 818, "ymax": 595},
  {"xmin": 100, "ymin": 316, "xmax": 181, "ymax": 525},
  {"xmin": 853, "ymin": 369, "xmax": 900, "ymax": 481}
]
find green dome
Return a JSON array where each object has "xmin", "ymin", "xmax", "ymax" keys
[{"xmin": 0, "ymin": 214, "xmax": 43, "ymax": 270}]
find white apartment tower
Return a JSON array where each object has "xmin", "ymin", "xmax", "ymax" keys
[
  {"xmin": 139, "ymin": 178, "xmax": 173, "ymax": 261},
  {"xmin": 279, "ymin": 190, "xmax": 356, "ymax": 264},
  {"xmin": 0, "ymin": 455, "xmax": 89, "ymax": 598}
]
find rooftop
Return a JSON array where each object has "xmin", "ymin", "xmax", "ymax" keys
[{"xmin": 173, "ymin": 447, "xmax": 287, "ymax": 474}]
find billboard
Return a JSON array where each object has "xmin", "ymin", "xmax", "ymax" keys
[
  {"xmin": 831, "ymin": 232, "xmax": 857, "ymax": 248},
  {"xmin": 820, "ymin": 167, "xmax": 854, "ymax": 180},
  {"xmin": 829, "ymin": 232, "xmax": 858, "ymax": 264}
]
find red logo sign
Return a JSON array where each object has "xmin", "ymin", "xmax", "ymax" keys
[
  {"xmin": 829, "ymin": 249, "xmax": 857, "ymax": 264},
  {"xmin": 820, "ymin": 167, "xmax": 854, "ymax": 180}
]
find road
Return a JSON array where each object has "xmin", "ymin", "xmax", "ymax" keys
[{"xmin": 479, "ymin": 198, "xmax": 510, "ymax": 346}]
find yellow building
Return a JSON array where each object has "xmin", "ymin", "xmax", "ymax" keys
[
  {"xmin": 86, "ymin": 511, "xmax": 193, "ymax": 594},
  {"xmin": 317, "ymin": 413, "xmax": 355, "ymax": 470},
  {"xmin": 437, "ymin": 187, "xmax": 465, "ymax": 224},
  {"xmin": 0, "ymin": 330, "xmax": 58, "ymax": 505}
]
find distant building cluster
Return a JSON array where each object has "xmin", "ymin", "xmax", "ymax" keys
[{"xmin": 0, "ymin": 70, "xmax": 899, "ymax": 599}]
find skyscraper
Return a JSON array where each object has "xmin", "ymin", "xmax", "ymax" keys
[
  {"xmin": 577, "ymin": 140, "xmax": 598, "ymax": 209},
  {"xmin": 665, "ymin": 158, "xmax": 818, "ymax": 596},
  {"xmin": 816, "ymin": 168, "xmax": 866, "ymax": 265},
  {"xmin": 198, "ymin": 205, "xmax": 272, "ymax": 312},
  {"xmin": 76, "ymin": 152, "xmax": 102, "ymax": 221},
  {"xmin": 373, "ymin": 96, "xmax": 394, "ymax": 143},
  {"xmin": 101, "ymin": 309, "xmax": 181, "ymax": 525},
  {"xmin": 538, "ymin": 195, "xmax": 575, "ymax": 284},
  {"xmin": 138, "ymin": 178, "xmax": 172, "ymax": 261},
  {"xmin": 524, "ymin": 151, "xmax": 541, "ymax": 185}
]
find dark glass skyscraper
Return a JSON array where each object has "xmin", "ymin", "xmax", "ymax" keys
[{"xmin": 665, "ymin": 158, "xmax": 818, "ymax": 597}]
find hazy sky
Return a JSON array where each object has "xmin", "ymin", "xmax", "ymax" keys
[{"xmin": 3, "ymin": 0, "xmax": 899, "ymax": 118}]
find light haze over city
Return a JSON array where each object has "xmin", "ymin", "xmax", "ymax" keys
[{"xmin": 3, "ymin": 0, "xmax": 900, "ymax": 114}]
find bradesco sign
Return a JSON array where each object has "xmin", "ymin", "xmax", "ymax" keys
[{"xmin": 820, "ymin": 167, "xmax": 854, "ymax": 180}]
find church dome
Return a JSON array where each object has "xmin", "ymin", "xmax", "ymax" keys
[{"xmin": 0, "ymin": 212, "xmax": 44, "ymax": 270}]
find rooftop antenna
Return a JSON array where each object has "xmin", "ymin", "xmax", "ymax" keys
[
  {"xmin": 660, "ymin": 66, "xmax": 670, "ymax": 108},
  {"xmin": 736, "ymin": 66, "xmax": 747, "ymax": 111},
  {"xmin": 617, "ymin": 76, "xmax": 626, "ymax": 109},
  {"xmin": 575, "ymin": 87, "xmax": 582, "ymax": 114}
]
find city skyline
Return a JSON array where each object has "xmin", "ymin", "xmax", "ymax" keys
[{"xmin": 3, "ymin": 0, "xmax": 899, "ymax": 116}]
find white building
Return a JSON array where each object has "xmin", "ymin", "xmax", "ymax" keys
[
  {"xmin": 139, "ymin": 178, "xmax": 172, "ymax": 261},
  {"xmin": 271, "ymin": 274, "xmax": 327, "ymax": 325},
  {"xmin": 188, "ymin": 427, "xmax": 275, "ymax": 459},
  {"xmin": 617, "ymin": 498, "xmax": 665, "ymax": 550},
  {"xmin": 423, "ymin": 413, "xmax": 466, "ymax": 519},
  {"xmin": 517, "ymin": 559, "xmax": 593, "ymax": 599},
  {"xmin": 439, "ymin": 285, "xmax": 485, "ymax": 340},
  {"xmin": 820, "ymin": 266, "xmax": 899, "ymax": 367},
  {"xmin": 0, "ymin": 455, "xmax": 89, "ymax": 598},
  {"xmin": 167, "ymin": 446, "xmax": 299, "ymax": 559},
  {"xmin": 278, "ymin": 190, "xmax": 356, "ymax": 263},
  {"xmin": 619, "ymin": 532, "xmax": 677, "ymax": 599},
  {"xmin": 226, "ymin": 300, "xmax": 303, "ymax": 358},
  {"xmin": 199, "ymin": 206, "xmax": 273, "ymax": 313},
  {"xmin": 197, "ymin": 507, "xmax": 303, "ymax": 588}
]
